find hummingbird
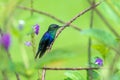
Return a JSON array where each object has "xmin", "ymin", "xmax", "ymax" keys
[{"xmin": 35, "ymin": 24, "xmax": 61, "ymax": 59}]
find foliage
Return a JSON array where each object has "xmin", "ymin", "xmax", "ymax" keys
[
  {"xmin": 81, "ymin": 28, "xmax": 117, "ymax": 47},
  {"xmin": 64, "ymin": 71, "xmax": 84, "ymax": 80}
]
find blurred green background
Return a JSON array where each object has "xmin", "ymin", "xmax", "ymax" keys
[{"xmin": 0, "ymin": 0, "xmax": 120, "ymax": 80}]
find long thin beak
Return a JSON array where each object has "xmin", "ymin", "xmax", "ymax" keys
[
  {"xmin": 58, "ymin": 26, "xmax": 62, "ymax": 28},
  {"xmin": 58, "ymin": 26, "xmax": 62, "ymax": 30},
  {"xmin": 58, "ymin": 26, "xmax": 63, "ymax": 29}
]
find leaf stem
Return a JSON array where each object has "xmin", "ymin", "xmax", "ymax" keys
[
  {"xmin": 30, "ymin": 0, "xmax": 34, "ymax": 16},
  {"xmin": 1, "ymin": 70, "xmax": 8, "ymax": 80},
  {"xmin": 87, "ymin": 0, "xmax": 95, "ymax": 80}
]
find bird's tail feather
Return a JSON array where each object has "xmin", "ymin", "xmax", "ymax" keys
[
  {"xmin": 35, "ymin": 41, "xmax": 48, "ymax": 59},
  {"xmin": 35, "ymin": 50, "xmax": 40, "ymax": 59},
  {"xmin": 35, "ymin": 46, "xmax": 47, "ymax": 59},
  {"xmin": 39, "ymin": 47, "xmax": 46, "ymax": 58}
]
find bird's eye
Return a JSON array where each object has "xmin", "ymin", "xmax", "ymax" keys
[{"xmin": 53, "ymin": 26, "xmax": 58, "ymax": 28}]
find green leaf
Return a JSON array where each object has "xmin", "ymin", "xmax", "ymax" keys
[
  {"xmin": 92, "ymin": 44, "xmax": 110, "ymax": 58},
  {"xmin": 111, "ymin": 71, "xmax": 120, "ymax": 80},
  {"xmin": 111, "ymin": 0, "xmax": 120, "ymax": 9},
  {"xmin": 64, "ymin": 71, "xmax": 84, "ymax": 80},
  {"xmin": 35, "ymin": 50, "xmax": 75, "ymax": 68},
  {"xmin": 64, "ymin": 77, "xmax": 72, "ymax": 80},
  {"xmin": 100, "ymin": 2, "xmax": 120, "ymax": 23},
  {"xmin": 0, "ymin": 49, "xmax": 10, "ymax": 70},
  {"xmin": 8, "ymin": 60, "xmax": 15, "ymax": 72},
  {"xmin": 14, "ymin": 62, "xmax": 35, "ymax": 78},
  {"xmin": 91, "ymin": 70, "xmax": 100, "ymax": 80},
  {"xmin": 81, "ymin": 28, "xmax": 117, "ymax": 47}
]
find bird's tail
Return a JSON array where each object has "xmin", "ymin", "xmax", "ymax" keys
[
  {"xmin": 39, "ymin": 47, "xmax": 46, "ymax": 58},
  {"xmin": 35, "ymin": 50, "xmax": 40, "ymax": 59},
  {"xmin": 35, "ymin": 47, "xmax": 47, "ymax": 59}
]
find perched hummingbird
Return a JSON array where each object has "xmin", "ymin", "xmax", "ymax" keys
[{"xmin": 35, "ymin": 24, "xmax": 61, "ymax": 59}]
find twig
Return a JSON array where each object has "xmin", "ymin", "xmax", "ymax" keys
[
  {"xmin": 31, "ymin": 34, "xmax": 36, "ymax": 55},
  {"xmin": 30, "ymin": 0, "xmax": 37, "ymax": 56},
  {"xmin": 30, "ymin": 0, "xmax": 36, "ymax": 55},
  {"xmin": 41, "ymin": 69, "xmax": 46, "ymax": 80},
  {"xmin": 88, "ymin": 0, "xmax": 120, "ymax": 37},
  {"xmin": 30, "ymin": 1, "xmax": 41, "ymax": 80},
  {"xmin": 1, "ymin": 70, "xmax": 8, "ymax": 80},
  {"xmin": 15, "ymin": 72, "xmax": 20, "ymax": 80},
  {"xmin": 18, "ymin": 6, "xmax": 81, "ymax": 31},
  {"xmin": 40, "ymin": 67, "xmax": 100, "ymax": 70},
  {"xmin": 49, "ymin": 1, "xmax": 101, "ymax": 51},
  {"xmin": 87, "ymin": 0, "xmax": 95, "ymax": 80},
  {"xmin": 30, "ymin": 0, "xmax": 33, "ymax": 15}
]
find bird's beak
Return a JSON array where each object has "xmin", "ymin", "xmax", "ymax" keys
[
  {"xmin": 57, "ymin": 26, "xmax": 62, "ymax": 31},
  {"xmin": 58, "ymin": 26, "xmax": 62, "ymax": 30},
  {"xmin": 59, "ymin": 26, "xmax": 64, "ymax": 28},
  {"xmin": 58, "ymin": 26, "xmax": 62, "ymax": 28}
]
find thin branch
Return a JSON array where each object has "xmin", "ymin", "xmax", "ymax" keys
[
  {"xmin": 88, "ymin": 1, "xmax": 120, "ymax": 37},
  {"xmin": 30, "ymin": 0, "xmax": 33, "ymax": 15},
  {"xmin": 31, "ymin": 34, "xmax": 36, "ymax": 55},
  {"xmin": 29, "ymin": 1, "xmax": 41, "ymax": 80},
  {"xmin": 15, "ymin": 72, "xmax": 20, "ymax": 80},
  {"xmin": 49, "ymin": 1, "xmax": 101, "ymax": 51},
  {"xmin": 30, "ymin": 0, "xmax": 36, "ymax": 55},
  {"xmin": 18, "ymin": 6, "xmax": 81, "ymax": 31},
  {"xmin": 1, "ymin": 70, "xmax": 8, "ymax": 80},
  {"xmin": 87, "ymin": 0, "xmax": 95, "ymax": 80},
  {"xmin": 41, "ymin": 69, "xmax": 46, "ymax": 80},
  {"xmin": 40, "ymin": 67, "xmax": 100, "ymax": 70}
]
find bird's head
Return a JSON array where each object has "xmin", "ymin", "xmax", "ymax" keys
[{"xmin": 48, "ymin": 24, "xmax": 61, "ymax": 31}]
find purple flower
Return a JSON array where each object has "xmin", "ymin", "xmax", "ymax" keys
[
  {"xmin": 95, "ymin": 58, "xmax": 103, "ymax": 66},
  {"xmin": 33, "ymin": 24, "xmax": 40, "ymax": 35},
  {"xmin": 0, "ymin": 36, "xmax": 1, "ymax": 45},
  {"xmin": 25, "ymin": 41, "xmax": 31, "ymax": 46},
  {"xmin": 0, "ymin": 29, "xmax": 2, "ymax": 45},
  {"xmin": 0, "ymin": 28, "xmax": 2, "ymax": 35},
  {"xmin": 0, "ymin": 33, "xmax": 11, "ymax": 51}
]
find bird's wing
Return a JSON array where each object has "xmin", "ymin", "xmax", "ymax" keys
[
  {"xmin": 35, "ymin": 32, "xmax": 53, "ymax": 58},
  {"xmin": 40, "ymin": 32, "xmax": 54, "ymax": 47},
  {"xmin": 39, "ymin": 32, "xmax": 50, "ymax": 46}
]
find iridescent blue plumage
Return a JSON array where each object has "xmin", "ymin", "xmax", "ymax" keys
[{"xmin": 35, "ymin": 24, "xmax": 60, "ymax": 58}]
